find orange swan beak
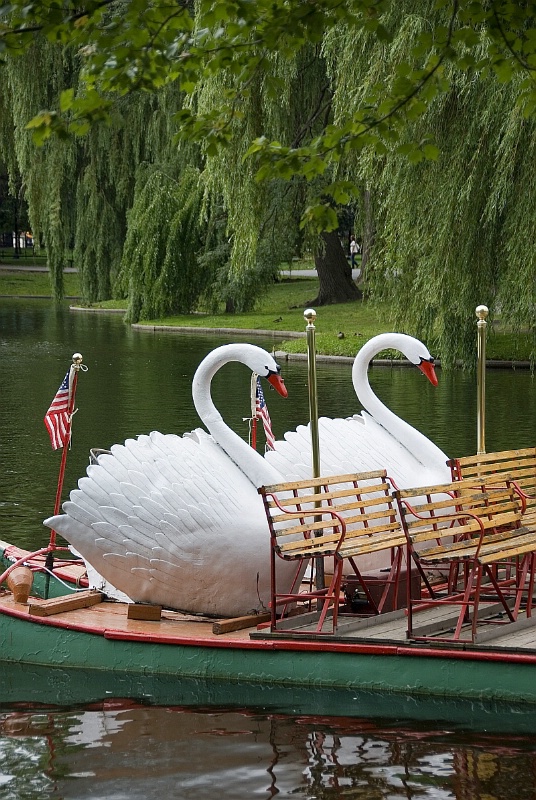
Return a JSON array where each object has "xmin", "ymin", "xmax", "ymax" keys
[
  {"xmin": 417, "ymin": 359, "xmax": 439, "ymax": 387},
  {"xmin": 267, "ymin": 372, "xmax": 288, "ymax": 398}
]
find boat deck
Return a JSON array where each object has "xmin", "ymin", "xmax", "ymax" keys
[
  {"xmin": 2, "ymin": 589, "xmax": 536, "ymax": 657},
  {"xmin": 0, "ymin": 591, "xmax": 256, "ymax": 644},
  {"xmin": 3, "ymin": 538, "xmax": 536, "ymax": 656}
]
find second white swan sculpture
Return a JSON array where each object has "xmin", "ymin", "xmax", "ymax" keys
[
  {"xmin": 266, "ymin": 332, "xmax": 451, "ymax": 491},
  {"xmin": 44, "ymin": 344, "xmax": 294, "ymax": 618}
]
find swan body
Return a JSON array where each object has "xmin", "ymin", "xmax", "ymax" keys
[
  {"xmin": 265, "ymin": 334, "xmax": 451, "ymax": 569},
  {"xmin": 45, "ymin": 344, "xmax": 294, "ymax": 618}
]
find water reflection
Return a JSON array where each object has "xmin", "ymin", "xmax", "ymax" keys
[{"xmin": 1, "ymin": 703, "xmax": 536, "ymax": 799}]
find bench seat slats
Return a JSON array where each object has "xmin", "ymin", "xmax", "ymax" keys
[{"xmin": 418, "ymin": 527, "xmax": 536, "ymax": 563}]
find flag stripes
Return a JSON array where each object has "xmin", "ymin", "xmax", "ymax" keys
[
  {"xmin": 44, "ymin": 368, "xmax": 73, "ymax": 450},
  {"xmin": 255, "ymin": 377, "xmax": 275, "ymax": 451}
]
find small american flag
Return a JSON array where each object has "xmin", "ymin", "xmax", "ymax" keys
[
  {"xmin": 255, "ymin": 377, "xmax": 275, "ymax": 451},
  {"xmin": 44, "ymin": 368, "xmax": 73, "ymax": 450}
]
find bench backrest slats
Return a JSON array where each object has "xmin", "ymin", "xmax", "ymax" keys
[
  {"xmin": 264, "ymin": 482, "xmax": 392, "ymax": 510},
  {"xmin": 449, "ymin": 447, "xmax": 536, "ymax": 514},
  {"xmin": 395, "ymin": 480, "xmax": 522, "ymax": 549},
  {"xmin": 261, "ymin": 470, "xmax": 387, "ymax": 495},
  {"xmin": 259, "ymin": 470, "xmax": 400, "ymax": 559}
]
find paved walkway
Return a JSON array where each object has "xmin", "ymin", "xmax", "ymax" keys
[
  {"xmin": 0, "ymin": 264, "xmax": 77, "ymax": 272},
  {"xmin": 281, "ymin": 267, "xmax": 361, "ymax": 280},
  {"xmin": 0, "ymin": 263, "xmax": 361, "ymax": 279}
]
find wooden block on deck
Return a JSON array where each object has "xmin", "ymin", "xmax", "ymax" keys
[
  {"xmin": 212, "ymin": 612, "xmax": 271, "ymax": 635},
  {"xmin": 29, "ymin": 590, "xmax": 102, "ymax": 617},
  {"xmin": 127, "ymin": 603, "xmax": 162, "ymax": 621}
]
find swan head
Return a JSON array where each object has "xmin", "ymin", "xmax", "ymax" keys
[
  {"xmin": 395, "ymin": 334, "xmax": 438, "ymax": 387},
  {"xmin": 193, "ymin": 343, "xmax": 288, "ymax": 400},
  {"xmin": 354, "ymin": 333, "xmax": 439, "ymax": 387},
  {"xmin": 244, "ymin": 347, "xmax": 288, "ymax": 398}
]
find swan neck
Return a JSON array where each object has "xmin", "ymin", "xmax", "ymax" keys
[
  {"xmin": 352, "ymin": 335, "xmax": 448, "ymax": 465},
  {"xmin": 192, "ymin": 347, "xmax": 281, "ymax": 487},
  {"xmin": 352, "ymin": 337, "xmax": 392, "ymax": 419}
]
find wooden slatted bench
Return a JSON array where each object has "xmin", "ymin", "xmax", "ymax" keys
[
  {"xmin": 449, "ymin": 447, "xmax": 536, "ymax": 525},
  {"xmin": 394, "ymin": 477, "xmax": 536, "ymax": 643},
  {"xmin": 258, "ymin": 470, "xmax": 408, "ymax": 634}
]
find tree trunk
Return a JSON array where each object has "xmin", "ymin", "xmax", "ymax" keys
[{"xmin": 310, "ymin": 230, "xmax": 361, "ymax": 305}]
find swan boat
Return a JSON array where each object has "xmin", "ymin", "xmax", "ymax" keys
[
  {"xmin": 2, "ymin": 338, "xmax": 536, "ymax": 722},
  {"xmin": 44, "ymin": 344, "xmax": 297, "ymax": 618}
]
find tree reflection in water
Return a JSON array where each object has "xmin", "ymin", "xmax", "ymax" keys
[{"xmin": 1, "ymin": 704, "xmax": 536, "ymax": 799}]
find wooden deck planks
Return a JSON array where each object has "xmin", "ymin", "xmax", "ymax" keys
[{"xmin": 3, "ymin": 591, "xmax": 536, "ymax": 652}]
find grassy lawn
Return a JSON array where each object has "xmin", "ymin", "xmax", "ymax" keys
[
  {"xmin": 0, "ymin": 270, "xmax": 80, "ymax": 297},
  {"xmin": 1, "ymin": 268, "xmax": 533, "ymax": 362},
  {"xmin": 144, "ymin": 279, "xmax": 394, "ymax": 358},
  {"xmin": 0, "ymin": 254, "xmax": 48, "ymax": 267}
]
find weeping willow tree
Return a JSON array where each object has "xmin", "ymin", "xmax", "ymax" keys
[
  {"xmin": 0, "ymin": 38, "xmax": 205, "ymax": 307},
  {"xmin": 116, "ymin": 165, "xmax": 207, "ymax": 322},
  {"xmin": 0, "ymin": 38, "xmax": 79, "ymax": 298},
  {"xmin": 326, "ymin": 4, "xmax": 536, "ymax": 364},
  {"xmin": 3, "ymin": 1, "xmax": 536, "ymax": 360},
  {"xmin": 199, "ymin": 44, "xmax": 359, "ymax": 311},
  {"xmin": 197, "ymin": 69, "xmax": 269, "ymax": 312},
  {"xmin": 74, "ymin": 85, "xmax": 187, "ymax": 303}
]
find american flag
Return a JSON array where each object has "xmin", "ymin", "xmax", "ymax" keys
[
  {"xmin": 255, "ymin": 377, "xmax": 275, "ymax": 451},
  {"xmin": 44, "ymin": 368, "xmax": 73, "ymax": 450}
]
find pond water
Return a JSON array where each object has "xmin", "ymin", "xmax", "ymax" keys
[
  {"xmin": 1, "ymin": 298, "xmax": 536, "ymax": 798},
  {"xmin": 2, "ymin": 700, "xmax": 536, "ymax": 800}
]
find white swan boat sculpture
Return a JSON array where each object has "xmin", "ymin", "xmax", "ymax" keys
[
  {"xmin": 45, "ymin": 335, "xmax": 449, "ymax": 616},
  {"xmin": 46, "ymin": 345, "xmax": 293, "ymax": 617}
]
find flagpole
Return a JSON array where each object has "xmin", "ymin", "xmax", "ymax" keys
[
  {"xmin": 0, "ymin": 353, "xmax": 86, "ymax": 599},
  {"xmin": 49, "ymin": 353, "xmax": 84, "ymax": 549}
]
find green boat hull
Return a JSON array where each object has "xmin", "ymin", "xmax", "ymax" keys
[
  {"xmin": 1, "ymin": 659, "xmax": 536, "ymax": 734},
  {"xmin": 3, "ymin": 544, "xmax": 536, "ymax": 730},
  {"xmin": 1, "ymin": 605, "xmax": 536, "ymax": 701}
]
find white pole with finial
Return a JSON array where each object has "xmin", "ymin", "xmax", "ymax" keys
[
  {"xmin": 304, "ymin": 308, "xmax": 324, "ymax": 591},
  {"xmin": 476, "ymin": 305, "xmax": 488, "ymax": 455}
]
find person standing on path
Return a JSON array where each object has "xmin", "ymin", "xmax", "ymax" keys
[{"xmin": 349, "ymin": 234, "xmax": 359, "ymax": 268}]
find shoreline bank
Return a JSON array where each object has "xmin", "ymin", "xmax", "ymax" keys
[{"xmin": 68, "ymin": 307, "xmax": 532, "ymax": 369}]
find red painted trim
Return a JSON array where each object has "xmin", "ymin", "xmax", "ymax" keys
[
  {"xmin": 2, "ymin": 599, "xmax": 536, "ymax": 666},
  {"xmin": 103, "ymin": 628, "xmax": 398, "ymax": 654}
]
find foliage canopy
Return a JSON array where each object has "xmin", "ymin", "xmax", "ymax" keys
[
  {"xmin": 3, "ymin": 1, "xmax": 536, "ymax": 227},
  {"xmin": 2, "ymin": 1, "xmax": 536, "ymax": 363}
]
